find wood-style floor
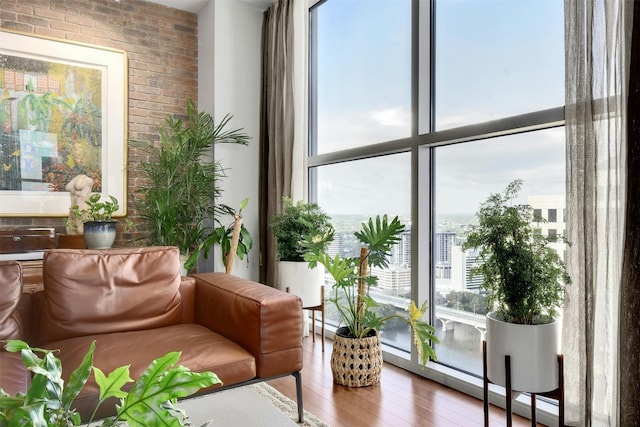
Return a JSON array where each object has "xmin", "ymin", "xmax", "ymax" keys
[{"xmin": 268, "ymin": 335, "xmax": 544, "ymax": 427}]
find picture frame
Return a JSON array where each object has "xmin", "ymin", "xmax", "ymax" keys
[{"xmin": 0, "ymin": 30, "xmax": 127, "ymax": 217}]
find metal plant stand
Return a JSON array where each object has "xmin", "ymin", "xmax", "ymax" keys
[{"xmin": 482, "ymin": 340, "xmax": 565, "ymax": 427}]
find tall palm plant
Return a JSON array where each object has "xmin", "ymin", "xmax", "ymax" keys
[{"xmin": 135, "ymin": 99, "xmax": 252, "ymax": 270}]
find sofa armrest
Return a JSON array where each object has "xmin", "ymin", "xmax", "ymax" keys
[{"xmin": 191, "ymin": 272, "xmax": 303, "ymax": 378}]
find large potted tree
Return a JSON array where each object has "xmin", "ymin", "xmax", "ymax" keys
[
  {"xmin": 269, "ymin": 197, "xmax": 333, "ymax": 307},
  {"xmin": 133, "ymin": 100, "xmax": 252, "ymax": 273},
  {"xmin": 462, "ymin": 179, "xmax": 570, "ymax": 393},
  {"xmin": 304, "ymin": 215, "xmax": 439, "ymax": 387}
]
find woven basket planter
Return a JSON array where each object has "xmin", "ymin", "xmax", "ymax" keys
[{"xmin": 331, "ymin": 327, "xmax": 383, "ymax": 387}]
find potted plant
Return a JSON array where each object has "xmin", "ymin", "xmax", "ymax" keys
[
  {"xmin": 269, "ymin": 197, "xmax": 334, "ymax": 306},
  {"xmin": 303, "ymin": 215, "xmax": 439, "ymax": 387},
  {"xmin": 0, "ymin": 339, "xmax": 220, "ymax": 426},
  {"xmin": 72, "ymin": 193, "xmax": 120, "ymax": 249},
  {"xmin": 462, "ymin": 179, "xmax": 570, "ymax": 393},
  {"xmin": 188, "ymin": 198, "xmax": 253, "ymax": 274},
  {"xmin": 133, "ymin": 99, "xmax": 252, "ymax": 272}
]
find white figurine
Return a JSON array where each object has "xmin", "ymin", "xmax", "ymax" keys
[{"xmin": 65, "ymin": 174, "xmax": 94, "ymax": 234}]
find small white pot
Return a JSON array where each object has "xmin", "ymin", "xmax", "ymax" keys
[
  {"xmin": 278, "ymin": 261, "xmax": 324, "ymax": 307},
  {"xmin": 486, "ymin": 312, "xmax": 559, "ymax": 393}
]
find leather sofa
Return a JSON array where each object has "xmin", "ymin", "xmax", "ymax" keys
[{"xmin": 0, "ymin": 247, "xmax": 304, "ymax": 422}]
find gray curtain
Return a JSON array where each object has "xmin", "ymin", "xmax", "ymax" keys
[
  {"xmin": 564, "ymin": 0, "xmax": 632, "ymax": 425},
  {"xmin": 259, "ymin": 0, "xmax": 295, "ymax": 287},
  {"xmin": 619, "ymin": 1, "xmax": 640, "ymax": 425}
]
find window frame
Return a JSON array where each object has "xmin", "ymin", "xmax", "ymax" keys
[{"xmin": 307, "ymin": 0, "xmax": 564, "ymax": 422}]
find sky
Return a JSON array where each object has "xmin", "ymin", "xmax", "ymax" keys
[{"xmin": 312, "ymin": 0, "xmax": 566, "ymax": 216}]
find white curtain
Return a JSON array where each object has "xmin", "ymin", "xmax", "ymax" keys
[{"xmin": 563, "ymin": 0, "xmax": 632, "ymax": 425}]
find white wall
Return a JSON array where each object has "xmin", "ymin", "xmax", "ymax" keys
[{"xmin": 198, "ymin": 0, "xmax": 263, "ymax": 280}]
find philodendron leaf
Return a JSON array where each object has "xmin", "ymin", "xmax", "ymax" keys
[
  {"xmin": 95, "ymin": 365, "xmax": 133, "ymax": 402},
  {"xmin": 115, "ymin": 352, "xmax": 221, "ymax": 427},
  {"xmin": 62, "ymin": 341, "xmax": 95, "ymax": 409},
  {"xmin": 9, "ymin": 402, "xmax": 47, "ymax": 426},
  {"xmin": 239, "ymin": 197, "xmax": 249, "ymax": 212},
  {"xmin": 404, "ymin": 301, "xmax": 439, "ymax": 367},
  {"xmin": 3, "ymin": 339, "xmax": 31, "ymax": 353}
]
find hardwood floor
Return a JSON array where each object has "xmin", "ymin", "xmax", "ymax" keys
[{"xmin": 268, "ymin": 335, "xmax": 544, "ymax": 427}]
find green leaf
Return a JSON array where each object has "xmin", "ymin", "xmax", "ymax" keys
[
  {"xmin": 62, "ymin": 341, "xmax": 95, "ymax": 409},
  {"xmin": 115, "ymin": 352, "xmax": 221, "ymax": 426},
  {"xmin": 95, "ymin": 365, "xmax": 133, "ymax": 402},
  {"xmin": 2, "ymin": 339, "xmax": 30, "ymax": 353}
]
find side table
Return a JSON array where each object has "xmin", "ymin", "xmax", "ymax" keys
[{"xmin": 57, "ymin": 233, "xmax": 86, "ymax": 249}]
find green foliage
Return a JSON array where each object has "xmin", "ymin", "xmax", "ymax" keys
[
  {"xmin": 0, "ymin": 340, "xmax": 221, "ymax": 426},
  {"xmin": 134, "ymin": 99, "xmax": 252, "ymax": 266},
  {"xmin": 72, "ymin": 193, "xmax": 119, "ymax": 222},
  {"xmin": 270, "ymin": 197, "xmax": 334, "ymax": 262},
  {"xmin": 444, "ymin": 291, "xmax": 487, "ymax": 315},
  {"xmin": 462, "ymin": 179, "xmax": 570, "ymax": 325},
  {"xmin": 184, "ymin": 198, "xmax": 253, "ymax": 271},
  {"xmin": 304, "ymin": 215, "xmax": 439, "ymax": 367}
]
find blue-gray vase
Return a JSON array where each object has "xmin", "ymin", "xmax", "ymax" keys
[{"xmin": 83, "ymin": 221, "xmax": 116, "ymax": 249}]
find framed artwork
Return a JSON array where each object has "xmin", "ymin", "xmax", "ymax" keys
[{"xmin": 0, "ymin": 30, "xmax": 127, "ymax": 217}]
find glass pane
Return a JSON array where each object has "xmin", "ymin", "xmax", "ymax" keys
[
  {"xmin": 435, "ymin": 0, "xmax": 564, "ymax": 130},
  {"xmin": 433, "ymin": 128, "xmax": 565, "ymax": 376},
  {"xmin": 313, "ymin": 0, "xmax": 411, "ymax": 154},
  {"xmin": 314, "ymin": 153, "xmax": 412, "ymax": 352}
]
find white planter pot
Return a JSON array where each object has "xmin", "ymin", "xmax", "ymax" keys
[
  {"xmin": 486, "ymin": 312, "xmax": 559, "ymax": 393},
  {"xmin": 179, "ymin": 253, "xmax": 189, "ymax": 276},
  {"xmin": 278, "ymin": 261, "xmax": 324, "ymax": 307}
]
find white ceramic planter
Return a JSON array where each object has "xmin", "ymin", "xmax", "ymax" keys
[
  {"xmin": 278, "ymin": 261, "xmax": 325, "ymax": 307},
  {"xmin": 486, "ymin": 312, "xmax": 559, "ymax": 393}
]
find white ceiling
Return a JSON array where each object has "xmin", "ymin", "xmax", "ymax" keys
[{"xmin": 145, "ymin": 0, "xmax": 274, "ymax": 14}]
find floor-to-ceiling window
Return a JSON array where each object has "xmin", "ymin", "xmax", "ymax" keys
[{"xmin": 309, "ymin": 0, "xmax": 565, "ymax": 388}]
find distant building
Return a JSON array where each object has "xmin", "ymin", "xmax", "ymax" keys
[
  {"xmin": 450, "ymin": 245, "xmax": 483, "ymax": 291},
  {"xmin": 528, "ymin": 194, "xmax": 566, "ymax": 259},
  {"xmin": 326, "ymin": 232, "xmax": 343, "ymax": 258},
  {"xmin": 435, "ymin": 232, "xmax": 456, "ymax": 279},
  {"xmin": 389, "ymin": 228, "xmax": 411, "ymax": 266},
  {"xmin": 371, "ymin": 265, "xmax": 411, "ymax": 296}
]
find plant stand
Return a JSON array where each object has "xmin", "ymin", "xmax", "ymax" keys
[
  {"xmin": 304, "ymin": 285, "xmax": 325, "ymax": 352},
  {"xmin": 286, "ymin": 285, "xmax": 325, "ymax": 352},
  {"xmin": 482, "ymin": 341, "xmax": 564, "ymax": 427}
]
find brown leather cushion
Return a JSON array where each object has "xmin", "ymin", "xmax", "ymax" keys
[
  {"xmin": 45, "ymin": 323, "xmax": 256, "ymax": 421},
  {"xmin": 39, "ymin": 247, "xmax": 183, "ymax": 344},
  {"xmin": 0, "ymin": 351, "xmax": 30, "ymax": 395},
  {"xmin": 0, "ymin": 261, "xmax": 23, "ymax": 341}
]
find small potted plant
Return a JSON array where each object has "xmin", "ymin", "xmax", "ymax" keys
[
  {"xmin": 462, "ymin": 179, "xmax": 570, "ymax": 393},
  {"xmin": 72, "ymin": 193, "xmax": 120, "ymax": 249},
  {"xmin": 303, "ymin": 215, "xmax": 439, "ymax": 387},
  {"xmin": 269, "ymin": 197, "xmax": 334, "ymax": 306}
]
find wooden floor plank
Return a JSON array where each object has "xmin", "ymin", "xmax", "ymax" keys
[{"xmin": 268, "ymin": 335, "xmax": 547, "ymax": 427}]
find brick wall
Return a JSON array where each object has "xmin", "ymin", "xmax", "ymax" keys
[{"xmin": 0, "ymin": 0, "xmax": 198, "ymax": 246}]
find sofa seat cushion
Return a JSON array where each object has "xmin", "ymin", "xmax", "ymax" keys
[
  {"xmin": 0, "ymin": 351, "xmax": 30, "ymax": 396},
  {"xmin": 43, "ymin": 323, "xmax": 256, "ymax": 421}
]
